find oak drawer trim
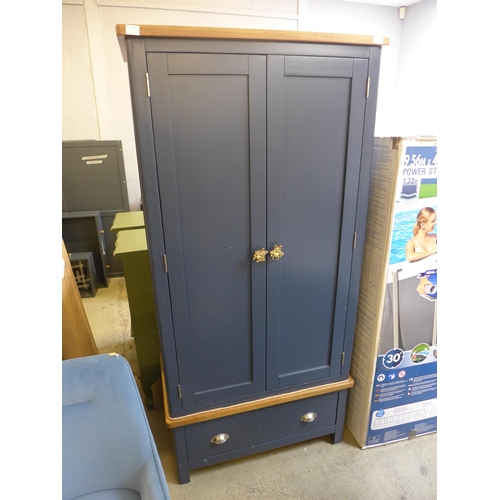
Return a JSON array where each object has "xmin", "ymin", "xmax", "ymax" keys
[{"xmin": 161, "ymin": 359, "xmax": 354, "ymax": 428}]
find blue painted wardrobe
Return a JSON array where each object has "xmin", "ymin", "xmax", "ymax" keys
[{"xmin": 118, "ymin": 25, "xmax": 387, "ymax": 483}]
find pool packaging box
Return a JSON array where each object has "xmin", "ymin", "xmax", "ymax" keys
[{"xmin": 346, "ymin": 136, "xmax": 437, "ymax": 448}]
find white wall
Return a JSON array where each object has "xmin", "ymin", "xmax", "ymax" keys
[
  {"xmin": 62, "ymin": 0, "xmax": 437, "ymax": 210},
  {"xmin": 394, "ymin": 0, "xmax": 437, "ymax": 135},
  {"xmin": 62, "ymin": 2, "xmax": 100, "ymax": 139}
]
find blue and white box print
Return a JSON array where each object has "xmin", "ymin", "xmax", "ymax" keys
[{"xmin": 346, "ymin": 137, "xmax": 438, "ymax": 448}]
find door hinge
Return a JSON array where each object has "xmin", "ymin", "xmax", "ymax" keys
[
  {"xmin": 353, "ymin": 232, "xmax": 357, "ymax": 250},
  {"xmin": 146, "ymin": 72, "xmax": 151, "ymax": 97},
  {"xmin": 177, "ymin": 385, "xmax": 182, "ymax": 399},
  {"xmin": 366, "ymin": 77, "xmax": 370, "ymax": 98},
  {"xmin": 163, "ymin": 254, "xmax": 168, "ymax": 273},
  {"xmin": 341, "ymin": 352, "xmax": 345, "ymax": 366}
]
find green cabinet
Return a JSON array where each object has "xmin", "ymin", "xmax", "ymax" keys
[
  {"xmin": 113, "ymin": 221, "xmax": 160, "ymax": 409},
  {"xmin": 110, "ymin": 211, "xmax": 145, "ymax": 232}
]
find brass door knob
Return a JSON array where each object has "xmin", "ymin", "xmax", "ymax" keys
[
  {"xmin": 253, "ymin": 248, "xmax": 268, "ymax": 263},
  {"xmin": 253, "ymin": 245, "xmax": 284, "ymax": 262},
  {"xmin": 269, "ymin": 244, "xmax": 284, "ymax": 261}
]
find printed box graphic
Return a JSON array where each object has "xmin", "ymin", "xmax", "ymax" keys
[{"xmin": 346, "ymin": 137, "xmax": 437, "ymax": 448}]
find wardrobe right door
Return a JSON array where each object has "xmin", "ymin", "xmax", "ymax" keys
[{"xmin": 266, "ymin": 54, "xmax": 369, "ymax": 390}]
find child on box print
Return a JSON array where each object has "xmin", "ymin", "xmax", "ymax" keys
[
  {"xmin": 405, "ymin": 207, "xmax": 437, "ymax": 263},
  {"xmin": 406, "ymin": 207, "xmax": 437, "ymax": 297}
]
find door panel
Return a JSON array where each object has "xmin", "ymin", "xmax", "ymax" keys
[
  {"xmin": 284, "ymin": 56, "xmax": 353, "ymax": 77},
  {"xmin": 267, "ymin": 55, "xmax": 368, "ymax": 389},
  {"xmin": 147, "ymin": 53, "xmax": 267, "ymax": 408}
]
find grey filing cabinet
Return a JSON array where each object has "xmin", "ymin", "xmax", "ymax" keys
[
  {"xmin": 118, "ymin": 25, "xmax": 387, "ymax": 483},
  {"xmin": 62, "ymin": 140, "xmax": 131, "ymax": 278},
  {"xmin": 111, "ymin": 211, "xmax": 160, "ymax": 409}
]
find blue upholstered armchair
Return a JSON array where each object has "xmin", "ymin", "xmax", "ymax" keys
[{"xmin": 62, "ymin": 354, "xmax": 170, "ymax": 500}]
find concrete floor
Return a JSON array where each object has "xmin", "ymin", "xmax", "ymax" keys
[{"xmin": 83, "ymin": 278, "xmax": 437, "ymax": 500}]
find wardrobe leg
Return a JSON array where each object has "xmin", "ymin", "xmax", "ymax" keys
[{"xmin": 171, "ymin": 427, "xmax": 191, "ymax": 484}]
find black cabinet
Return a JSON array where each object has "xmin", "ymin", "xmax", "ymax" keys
[
  {"xmin": 62, "ymin": 140, "xmax": 130, "ymax": 213},
  {"xmin": 62, "ymin": 140, "xmax": 131, "ymax": 278},
  {"xmin": 62, "ymin": 211, "xmax": 110, "ymax": 288},
  {"xmin": 119, "ymin": 25, "xmax": 386, "ymax": 483}
]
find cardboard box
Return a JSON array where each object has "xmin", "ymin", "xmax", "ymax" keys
[
  {"xmin": 62, "ymin": 240, "xmax": 99, "ymax": 359},
  {"xmin": 346, "ymin": 137, "xmax": 437, "ymax": 448}
]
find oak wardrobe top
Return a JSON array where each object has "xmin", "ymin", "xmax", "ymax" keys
[{"xmin": 116, "ymin": 24, "xmax": 389, "ymax": 47}]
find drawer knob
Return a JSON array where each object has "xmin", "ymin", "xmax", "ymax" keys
[
  {"xmin": 210, "ymin": 433, "xmax": 229, "ymax": 445},
  {"xmin": 301, "ymin": 412, "xmax": 317, "ymax": 423}
]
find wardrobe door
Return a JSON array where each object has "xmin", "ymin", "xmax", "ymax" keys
[
  {"xmin": 146, "ymin": 52, "xmax": 267, "ymax": 410},
  {"xmin": 266, "ymin": 55, "xmax": 369, "ymax": 389}
]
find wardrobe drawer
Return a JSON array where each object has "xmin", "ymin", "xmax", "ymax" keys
[{"xmin": 185, "ymin": 392, "xmax": 339, "ymax": 461}]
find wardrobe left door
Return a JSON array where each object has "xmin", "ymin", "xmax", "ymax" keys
[{"xmin": 146, "ymin": 52, "xmax": 268, "ymax": 412}]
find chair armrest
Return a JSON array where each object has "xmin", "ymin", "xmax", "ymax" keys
[{"xmin": 137, "ymin": 457, "xmax": 170, "ymax": 500}]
